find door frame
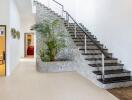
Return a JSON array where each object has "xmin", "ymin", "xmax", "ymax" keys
[
  {"xmin": 0, "ymin": 25, "xmax": 6, "ymax": 76},
  {"xmin": 24, "ymin": 33, "xmax": 34, "ymax": 57}
]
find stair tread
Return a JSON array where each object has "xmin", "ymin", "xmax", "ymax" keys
[
  {"xmin": 82, "ymin": 53, "xmax": 112, "ymax": 55},
  {"xmin": 76, "ymin": 44, "xmax": 103, "ymax": 46},
  {"xmin": 89, "ymin": 63, "xmax": 124, "ymax": 67},
  {"xmin": 85, "ymin": 58, "xmax": 117, "ymax": 60},
  {"xmin": 98, "ymin": 76, "xmax": 132, "ymax": 84},
  {"xmin": 79, "ymin": 48, "xmax": 107, "ymax": 50},
  {"xmin": 70, "ymin": 34, "xmax": 92, "ymax": 36},
  {"xmin": 93, "ymin": 69, "xmax": 130, "ymax": 75},
  {"xmin": 72, "ymin": 38, "xmax": 96, "ymax": 40}
]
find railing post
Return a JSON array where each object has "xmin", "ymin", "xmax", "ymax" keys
[
  {"xmin": 84, "ymin": 35, "xmax": 87, "ymax": 53},
  {"xmin": 74, "ymin": 24, "xmax": 77, "ymax": 38},
  {"xmin": 67, "ymin": 14, "xmax": 69, "ymax": 27},
  {"xmin": 102, "ymin": 53, "xmax": 105, "ymax": 81},
  {"xmin": 62, "ymin": 6, "xmax": 64, "ymax": 17},
  {"xmin": 65, "ymin": 12, "xmax": 67, "ymax": 20}
]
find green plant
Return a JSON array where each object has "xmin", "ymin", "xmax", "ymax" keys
[
  {"xmin": 32, "ymin": 20, "xmax": 66, "ymax": 62},
  {"xmin": 11, "ymin": 28, "xmax": 17, "ymax": 39},
  {"xmin": 16, "ymin": 31, "xmax": 20, "ymax": 39},
  {"xmin": 11, "ymin": 28, "xmax": 20, "ymax": 39}
]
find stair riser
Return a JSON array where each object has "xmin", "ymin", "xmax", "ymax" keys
[
  {"xmin": 76, "ymin": 45, "xmax": 103, "ymax": 48},
  {"xmin": 74, "ymin": 41, "xmax": 100, "ymax": 44},
  {"xmin": 80, "ymin": 50, "xmax": 108, "ymax": 54},
  {"xmin": 71, "ymin": 36, "xmax": 93, "ymax": 39},
  {"xmin": 69, "ymin": 32, "xmax": 92, "ymax": 35},
  {"xmin": 102, "ymin": 81, "xmax": 132, "ymax": 89},
  {"xmin": 96, "ymin": 73, "xmax": 131, "ymax": 79},
  {"xmin": 70, "ymin": 34, "xmax": 93, "ymax": 37},
  {"xmin": 65, "ymin": 25, "xmax": 77, "ymax": 27},
  {"xmin": 74, "ymin": 41, "xmax": 99, "ymax": 43},
  {"xmin": 68, "ymin": 30, "xmax": 88, "ymax": 32},
  {"xmin": 82, "ymin": 54, "xmax": 112, "ymax": 58},
  {"xmin": 91, "ymin": 66, "xmax": 123, "ymax": 71},
  {"xmin": 78, "ymin": 46, "xmax": 102, "ymax": 49},
  {"xmin": 72, "ymin": 38, "xmax": 97, "ymax": 42},
  {"xmin": 67, "ymin": 27, "xmax": 82, "ymax": 31},
  {"xmin": 83, "ymin": 55, "xmax": 104, "ymax": 59},
  {"xmin": 69, "ymin": 33, "xmax": 94, "ymax": 37},
  {"xmin": 73, "ymin": 38, "xmax": 97, "ymax": 45},
  {"xmin": 88, "ymin": 60, "xmax": 117, "ymax": 64}
]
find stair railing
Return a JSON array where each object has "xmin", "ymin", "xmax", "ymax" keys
[
  {"xmin": 52, "ymin": 0, "xmax": 64, "ymax": 17},
  {"xmin": 65, "ymin": 11, "xmax": 107, "ymax": 81},
  {"xmin": 43, "ymin": 0, "xmax": 109, "ymax": 81}
]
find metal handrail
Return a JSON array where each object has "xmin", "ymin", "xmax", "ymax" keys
[
  {"xmin": 65, "ymin": 12, "xmax": 110, "ymax": 58},
  {"xmin": 52, "ymin": 0, "xmax": 64, "ymax": 16},
  {"xmin": 52, "ymin": 0, "xmax": 64, "ymax": 8}
]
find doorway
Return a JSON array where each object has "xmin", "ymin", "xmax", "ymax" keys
[
  {"xmin": 24, "ymin": 33, "xmax": 34, "ymax": 58},
  {"xmin": 0, "ymin": 25, "xmax": 6, "ymax": 76}
]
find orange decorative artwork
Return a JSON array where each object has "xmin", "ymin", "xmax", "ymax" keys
[{"xmin": 0, "ymin": 25, "xmax": 6, "ymax": 76}]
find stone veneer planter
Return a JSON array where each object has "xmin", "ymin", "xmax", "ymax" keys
[{"xmin": 36, "ymin": 58, "xmax": 76, "ymax": 73}]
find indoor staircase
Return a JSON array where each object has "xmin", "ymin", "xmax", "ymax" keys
[
  {"xmin": 64, "ymin": 22, "xmax": 132, "ymax": 86},
  {"xmin": 34, "ymin": 0, "xmax": 132, "ymax": 89}
]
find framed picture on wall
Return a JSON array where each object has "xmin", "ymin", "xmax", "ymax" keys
[{"xmin": 0, "ymin": 25, "xmax": 6, "ymax": 36}]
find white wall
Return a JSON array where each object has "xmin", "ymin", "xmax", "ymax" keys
[
  {"xmin": 0, "ymin": 0, "xmax": 22, "ymax": 76},
  {"xmin": 7, "ymin": 0, "xmax": 21, "ymax": 75},
  {"xmin": 0, "ymin": 0, "xmax": 10, "ymax": 76},
  {"xmin": 74, "ymin": 0, "xmax": 132, "ymax": 71},
  {"xmin": 0, "ymin": 0, "xmax": 9, "ymax": 25}
]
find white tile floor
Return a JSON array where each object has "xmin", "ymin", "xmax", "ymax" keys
[{"xmin": 0, "ymin": 58, "xmax": 119, "ymax": 100}]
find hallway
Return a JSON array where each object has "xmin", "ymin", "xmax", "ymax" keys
[{"xmin": 0, "ymin": 59, "xmax": 118, "ymax": 100}]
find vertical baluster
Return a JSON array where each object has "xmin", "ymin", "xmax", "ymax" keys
[
  {"xmin": 67, "ymin": 14, "xmax": 69, "ymax": 27},
  {"xmin": 65, "ymin": 12, "xmax": 67, "ymax": 21},
  {"xmin": 62, "ymin": 7, "xmax": 64, "ymax": 17},
  {"xmin": 84, "ymin": 35, "xmax": 87, "ymax": 53},
  {"xmin": 102, "ymin": 53, "xmax": 105, "ymax": 81},
  {"xmin": 74, "ymin": 24, "xmax": 76, "ymax": 38}
]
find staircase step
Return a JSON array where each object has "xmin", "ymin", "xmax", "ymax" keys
[
  {"xmin": 93, "ymin": 69, "xmax": 130, "ymax": 75},
  {"xmin": 70, "ymin": 34, "xmax": 93, "ymax": 38},
  {"xmin": 94, "ymin": 69, "xmax": 131, "ymax": 79},
  {"xmin": 85, "ymin": 58, "xmax": 117, "ymax": 61},
  {"xmin": 79, "ymin": 48, "xmax": 107, "ymax": 51},
  {"xmin": 86, "ymin": 58, "xmax": 118, "ymax": 64},
  {"xmin": 76, "ymin": 44, "xmax": 103, "ymax": 46},
  {"xmin": 75, "ymin": 42, "xmax": 102, "ymax": 45},
  {"xmin": 75, "ymin": 41, "xmax": 100, "ymax": 43},
  {"xmin": 67, "ymin": 27, "xmax": 82, "ymax": 31},
  {"xmin": 72, "ymin": 37, "xmax": 97, "ymax": 41},
  {"xmin": 76, "ymin": 45, "xmax": 103, "ymax": 49},
  {"xmin": 74, "ymin": 40, "xmax": 99, "ymax": 43},
  {"xmin": 69, "ymin": 31, "xmax": 90, "ymax": 34},
  {"xmin": 98, "ymin": 76, "xmax": 132, "ymax": 84},
  {"xmin": 82, "ymin": 53, "xmax": 112, "ymax": 56},
  {"xmin": 89, "ymin": 63, "xmax": 123, "ymax": 67},
  {"xmin": 71, "ymin": 34, "xmax": 93, "ymax": 37}
]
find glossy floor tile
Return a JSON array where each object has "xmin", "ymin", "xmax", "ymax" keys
[{"xmin": 0, "ymin": 59, "xmax": 118, "ymax": 100}]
